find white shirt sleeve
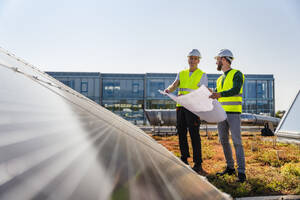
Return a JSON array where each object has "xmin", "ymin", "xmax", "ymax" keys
[
  {"xmin": 198, "ymin": 73, "xmax": 208, "ymax": 87},
  {"xmin": 175, "ymin": 72, "xmax": 180, "ymax": 81}
]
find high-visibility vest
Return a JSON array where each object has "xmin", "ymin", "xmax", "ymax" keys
[
  {"xmin": 216, "ymin": 69, "xmax": 245, "ymax": 112},
  {"xmin": 177, "ymin": 68, "xmax": 204, "ymax": 107}
]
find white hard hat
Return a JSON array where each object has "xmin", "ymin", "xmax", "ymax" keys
[
  {"xmin": 215, "ymin": 49, "xmax": 234, "ymax": 61},
  {"xmin": 188, "ymin": 49, "xmax": 201, "ymax": 58}
]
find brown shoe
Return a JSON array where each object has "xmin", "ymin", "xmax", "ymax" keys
[{"xmin": 198, "ymin": 169, "xmax": 208, "ymax": 176}]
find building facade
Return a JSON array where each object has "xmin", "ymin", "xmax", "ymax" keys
[{"xmin": 47, "ymin": 72, "xmax": 275, "ymax": 124}]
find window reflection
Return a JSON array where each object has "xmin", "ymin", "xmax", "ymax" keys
[
  {"xmin": 257, "ymin": 81, "xmax": 267, "ymax": 98},
  {"xmin": 244, "ymin": 100, "xmax": 257, "ymax": 113},
  {"xmin": 268, "ymin": 81, "xmax": 273, "ymax": 99},
  {"xmin": 257, "ymin": 100, "xmax": 269, "ymax": 114},
  {"xmin": 61, "ymin": 80, "xmax": 75, "ymax": 89},
  {"xmin": 208, "ymin": 80, "xmax": 217, "ymax": 90},
  {"xmin": 103, "ymin": 79, "xmax": 144, "ymax": 98},
  {"xmin": 102, "ymin": 99, "xmax": 144, "ymax": 125},
  {"xmin": 148, "ymin": 79, "xmax": 165, "ymax": 98},
  {"xmin": 246, "ymin": 80, "xmax": 256, "ymax": 98},
  {"xmin": 146, "ymin": 100, "xmax": 176, "ymax": 109},
  {"xmin": 133, "ymin": 83, "xmax": 139, "ymax": 94}
]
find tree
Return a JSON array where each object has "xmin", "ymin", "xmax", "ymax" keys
[{"xmin": 275, "ymin": 110, "xmax": 286, "ymax": 119}]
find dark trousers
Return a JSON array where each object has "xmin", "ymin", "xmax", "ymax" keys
[{"xmin": 176, "ymin": 107, "xmax": 202, "ymax": 165}]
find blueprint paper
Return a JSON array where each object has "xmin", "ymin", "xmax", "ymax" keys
[
  {"xmin": 192, "ymin": 100, "xmax": 227, "ymax": 123},
  {"xmin": 159, "ymin": 85, "xmax": 213, "ymax": 112},
  {"xmin": 159, "ymin": 86, "xmax": 227, "ymax": 123}
]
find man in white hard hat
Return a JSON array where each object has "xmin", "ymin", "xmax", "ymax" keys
[
  {"xmin": 164, "ymin": 49, "xmax": 208, "ymax": 175},
  {"xmin": 209, "ymin": 49, "xmax": 246, "ymax": 183}
]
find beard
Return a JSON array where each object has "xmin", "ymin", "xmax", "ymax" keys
[{"xmin": 217, "ymin": 63, "xmax": 222, "ymax": 71}]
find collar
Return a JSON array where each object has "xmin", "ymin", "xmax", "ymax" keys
[{"xmin": 224, "ymin": 68, "xmax": 232, "ymax": 76}]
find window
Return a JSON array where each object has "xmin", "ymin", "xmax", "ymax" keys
[
  {"xmin": 268, "ymin": 80, "xmax": 273, "ymax": 99},
  {"xmin": 245, "ymin": 80, "xmax": 256, "ymax": 98},
  {"xmin": 103, "ymin": 80, "xmax": 120, "ymax": 97},
  {"xmin": 208, "ymin": 80, "xmax": 216, "ymax": 90},
  {"xmin": 61, "ymin": 80, "xmax": 75, "ymax": 89},
  {"xmin": 244, "ymin": 100, "xmax": 257, "ymax": 113},
  {"xmin": 147, "ymin": 79, "xmax": 167, "ymax": 98},
  {"xmin": 103, "ymin": 79, "xmax": 143, "ymax": 98},
  {"xmin": 104, "ymin": 84, "xmax": 114, "ymax": 95},
  {"xmin": 257, "ymin": 100, "xmax": 269, "ymax": 114},
  {"xmin": 133, "ymin": 83, "xmax": 139, "ymax": 94},
  {"xmin": 257, "ymin": 81, "xmax": 268, "ymax": 98},
  {"xmin": 146, "ymin": 100, "xmax": 176, "ymax": 109},
  {"xmin": 102, "ymin": 99, "xmax": 144, "ymax": 124},
  {"xmin": 81, "ymin": 82, "xmax": 88, "ymax": 92}
]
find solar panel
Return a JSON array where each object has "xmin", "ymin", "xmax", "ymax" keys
[
  {"xmin": 276, "ymin": 90, "xmax": 300, "ymax": 144},
  {"xmin": 0, "ymin": 47, "xmax": 230, "ymax": 200}
]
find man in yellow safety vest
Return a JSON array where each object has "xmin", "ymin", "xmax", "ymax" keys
[
  {"xmin": 209, "ymin": 49, "xmax": 246, "ymax": 183},
  {"xmin": 164, "ymin": 49, "xmax": 208, "ymax": 175}
]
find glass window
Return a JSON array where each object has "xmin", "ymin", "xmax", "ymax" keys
[
  {"xmin": 133, "ymin": 83, "xmax": 139, "ymax": 94},
  {"xmin": 257, "ymin": 100, "xmax": 269, "ymax": 114},
  {"xmin": 148, "ymin": 79, "xmax": 165, "ymax": 98},
  {"xmin": 208, "ymin": 80, "xmax": 216, "ymax": 91},
  {"xmin": 257, "ymin": 81, "xmax": 268, "ymax": 99},
  {"xmin": 244, "ymin": 100, "xmax": 257, "ymax": 113},
  {"xmin": 103, "ymin": 80, "xmax": 121, "ymax": 97},
  {"xmin": 102, "ymin": 99, "xmax": 144, "ymax": 125},
  {"xmin": 61, "ymin": 80, "xmax": 75, "ymax": 89},
  {"xmin": 81, "ymin": 82, "xmax": 88, "ymax": 92},
  {"xmin": 146, "ymin": 99, "xmax": 176, "ymax": 109},
  {"xmin": 269, "ymin": 100, "xmax": 274, "ymax": 116},
  {"xmin": 245, "ymin": 80, "xmax": 256, "ymax": 98},
  {"xmin": 147, "ymin": 78, "xmax": 177, "ymax": 98},
  {"xmin": 103, "ymin": 80, "xmax": 114, "ymax": 97},
  {"xmin": 129, "ymin": 80, "xmax": 144, "ymax": 97},
  {"xmin": 114, "ymin": 81, "xmax": 121, "ymax": 96},
  {"xmin": 268, "ymin": 80, "xmax": 273, "ymax": 99},
  {"xmin": 103, "ymin": 79, "xmax": 144, "ymax": 98}
]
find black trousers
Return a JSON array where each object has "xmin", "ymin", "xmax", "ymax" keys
[{"xmin": 176, "ymin": 107, "xmax": 202, "ymax": 165}]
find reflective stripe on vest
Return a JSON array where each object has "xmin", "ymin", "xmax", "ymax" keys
[
  {"xmin": 177, "ymin": 68, "xmax": 204, "ymax": 107},
  {"xmin": 233, "ymin": 94, "xmax": 243, "ymax": 97},
  {"xmin": 221, "ymin": 101, "xmax": 242, "ymax": 105},
  {"xmin": 216, "ymin": 69, "xmax": 244, "ymax": 112}
]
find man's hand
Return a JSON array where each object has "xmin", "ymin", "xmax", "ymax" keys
[
  {"xmin": 164, "ymin": 89, "xmax": 170, "ymax": 93},
  {"xmin": 209, "ymin": 92, "xmax": 221, "ymax": 99}
]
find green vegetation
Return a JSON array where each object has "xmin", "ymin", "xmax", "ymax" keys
[
  {"xmin": 275, "ymin": 110, "xmax": 286, "ymax": 118},
  {"xmin": 151, "ymin": 132, "xmax": 300, "ymax": 198}
]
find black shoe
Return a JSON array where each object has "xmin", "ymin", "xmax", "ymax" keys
[
  {"xmin": 238, "ymin": 173, "xmax": 246, "ymax": 183},
  {"xmin": 192, "ymin": 164, "xmax": 202, "ymax": 172},
  {"xmin": 216, "ymin": 167, "xmax": 236, "ymax": 176},
  {"xmin": 192, "ymin": 164, "xmax": 208, "ymax": 176},
  {"xmin": 181, "ymin": 157, "xmax": 189, "ymax": 165}
]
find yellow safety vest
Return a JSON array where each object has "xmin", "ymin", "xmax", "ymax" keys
[
  {"xmin": 216, "ymin": 69, "xmax": 245, "ymax": 112},
  {"xmin": 177, "ymin": 68, "xmax": 204, "ymax": 107}
]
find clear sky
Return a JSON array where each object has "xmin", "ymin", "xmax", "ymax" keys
[{"xmin": 0, "ymin": 0, "xmax": 299, "ymax": 111}]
